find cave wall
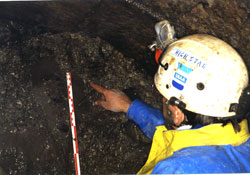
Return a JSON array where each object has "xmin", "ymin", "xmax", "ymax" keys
[
  {"xmin": 140, "ymin": 0, "xmax": 250, "ymax": 73},
  {"xmin": 0, "ymin": 1, "xmax": 249, "ymax": 174},
  {"xmin": 0, "ymin": 0, "xmax": 249, "ymax": 75}
]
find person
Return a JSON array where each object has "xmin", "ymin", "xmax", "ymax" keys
[{"xmin": 90, "ymin": 28, "xmax": 250, "ymax": 173}]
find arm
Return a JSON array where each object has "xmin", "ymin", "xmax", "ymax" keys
[
  {"xmin": 90, "ymin": 83, "xmax": 165, "ymax": 139},
  {"xmin": 127, "ymin": 99, "xmax": 165, "ymax": 139}
]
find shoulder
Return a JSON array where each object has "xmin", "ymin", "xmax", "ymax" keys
[{"xmin": 152, "ymin": 143, "xmax": 250, "ymax": 174}]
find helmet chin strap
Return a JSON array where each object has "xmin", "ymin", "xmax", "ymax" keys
[
  {"xmin": 168, "ymin": 97, "xmax": 186, "ymax": 111},
  {"xmin": 229, "ymin": 86, "xmax": 250, "ymax": 116},
  {"xmin": 233, "ymin": 85, "xmax": 250, "ymax": 117}
]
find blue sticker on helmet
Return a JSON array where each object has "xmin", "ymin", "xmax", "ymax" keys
[
  {"xmin": 178, "ymin": 62, "xmax": 192, "ymax": 74},
  {"xmin": 174, "ymin": 72, "xmax": 187, "ymax": 83},
  {"xmin": 172, "ymin": 80, "xmax": 184, "ymax": 90}
]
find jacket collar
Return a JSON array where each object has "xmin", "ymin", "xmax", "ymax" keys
[{"xmin": 138, "ymin": 119, "xmax": 250, "ymax": 174}]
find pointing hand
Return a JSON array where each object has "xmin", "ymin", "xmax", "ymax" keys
[{"xmin": 90, "ymin": 83, "xmax": 132, "ymax": 113}]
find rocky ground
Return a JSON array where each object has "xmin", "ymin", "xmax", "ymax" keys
[
  {"xmin": 0, "ymin": 30, "xmax": 162, "ymax": 174},
  {"xmin": 0, "ymin": 0, "xmax": 249, "ymax": 175}
]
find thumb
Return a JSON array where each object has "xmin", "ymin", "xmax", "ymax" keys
[{"xmin": 95, "ymin": 100, "xmax": 108, "ymax": 110}]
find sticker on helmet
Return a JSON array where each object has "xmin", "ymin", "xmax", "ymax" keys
[
  {"xmin": 171, "ymin": 48, "xmax": 207, "ymax": 70},
  {"xmin": 174, "ymin": 72, "xmax": 187, "ymax": 83},
  {"xmin": 178, "ymin": 62, "xmax": 192, "ymax": 74},
  {"xmin": 172, "ymin": 72, "xmax": 187, "ymax": 90},
  {"xmin": 172, "ymin": 80, "xmax": 184, "ymax": 90}
]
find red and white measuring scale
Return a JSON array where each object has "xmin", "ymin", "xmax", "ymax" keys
[{"xmin": 66, "ymin": 72, "xmax": 81, "ymax": 175}]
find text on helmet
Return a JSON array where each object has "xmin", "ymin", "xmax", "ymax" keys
[{"xmin": 171, "ymin": 48, "xmax": 207, "ymax": 70}]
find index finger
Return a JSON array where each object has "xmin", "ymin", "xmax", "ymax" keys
[{"xmin": 90, "ymin": 82, "xmax": 107, "ymax": 94}]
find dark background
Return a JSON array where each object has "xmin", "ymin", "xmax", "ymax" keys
[{"xmin": 0, "ymin": 0, "xmax": 249, "ymax": 174}]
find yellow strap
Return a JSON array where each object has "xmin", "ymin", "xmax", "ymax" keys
[{"xmin": 138, "ymin": 120, "xmax": 250, "ymax": 174}]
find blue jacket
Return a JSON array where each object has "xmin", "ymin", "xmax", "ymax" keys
[{"xmin": 126, "ymin": 99, "xmax": 250, "ymax": 174}]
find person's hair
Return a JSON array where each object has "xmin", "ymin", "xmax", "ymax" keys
[
  {"xmin": 183, "ymin": 108, "xmax": 250, "ymax": 133},
  {"xmin": 182, "ymin": 85, "xmax": 250, "ymax": 133}
]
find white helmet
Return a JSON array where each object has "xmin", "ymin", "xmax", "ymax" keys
[{"xmin": 154, "ymin": 34, "xmax": 249, "ymax": 117}]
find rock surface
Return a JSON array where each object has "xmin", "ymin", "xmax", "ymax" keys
[
  {"xmin": 0, "ymin": 1, "xmax": 249, "ymax": 174},
  {"xmin": 0, "ymin": 31, "xmax": 162, "ymax": 174}
]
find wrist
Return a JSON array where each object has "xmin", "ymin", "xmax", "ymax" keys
[{"xmin": 123, "ymin": 101, "xmax": 132, "ymax": 113}]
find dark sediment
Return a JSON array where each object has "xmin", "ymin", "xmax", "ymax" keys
[{"xmin": 0, "ymin": 1, "xmax": 249, "ymax": 174}]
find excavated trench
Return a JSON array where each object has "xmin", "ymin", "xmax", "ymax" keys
[{"xmin": 0, "ymin": 1, "xmax": 249, "ymax": 174}]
